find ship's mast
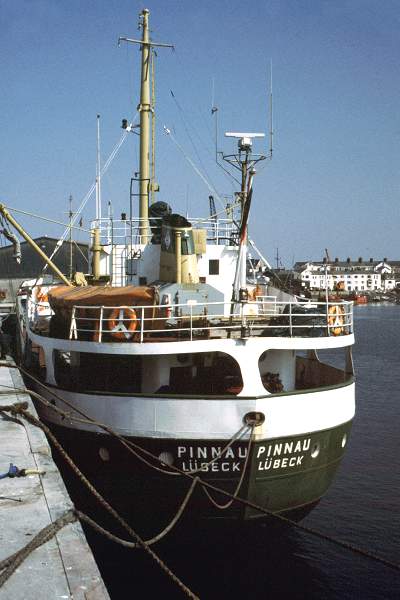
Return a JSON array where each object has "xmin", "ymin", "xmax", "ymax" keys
[
  {"xmin": 118, "ymin": 9, "xmax": 173, "ymax": 244},
  {"xmin": 150, "ymin": 49, "xmax": 156, "ymax": 205},
  {"xmin": 138, "ymin": 9, "xmax": 151, "ymax": 241}
]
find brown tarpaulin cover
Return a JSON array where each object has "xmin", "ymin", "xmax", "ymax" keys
[{"xmin": 48, "ymin": 285, "xmax": 156, "ymax": 313}]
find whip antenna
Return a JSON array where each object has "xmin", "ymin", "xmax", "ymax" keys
[{"xmin": 269, "ymin": 60, "xmax": 274, "ymax": 158}]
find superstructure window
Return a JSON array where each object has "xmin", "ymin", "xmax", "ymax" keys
[
  {"xmin": 53, "ymin": 351, "xmax": 142, "ymax": 393},
  {"xmin": 144, "ymin": 351, "xmax": 243, "ymax": 396},
  {"xmin": 53, "ymin": 350, "xmax": 243, "ymax": 396},
  {"xmin": 295, "ymin": 348, "xmax": 352, "ymax": 391},
  {"xmin": 209, "ymin": 259, "xmax": 219, "ymax": 275}
]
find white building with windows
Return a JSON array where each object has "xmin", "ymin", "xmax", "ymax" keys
[{"xmin": 293, "ymin": 258, "xmax": 398, "ymax": 293}]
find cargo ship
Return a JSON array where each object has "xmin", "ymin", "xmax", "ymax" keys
[{"xmin": 12, "ymin": 8, "xmax": 355, "ymax": 528}]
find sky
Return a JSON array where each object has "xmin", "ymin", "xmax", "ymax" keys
[{"xmin": 1, "ymin": 0, "xmax": 400, "ymax": 267}]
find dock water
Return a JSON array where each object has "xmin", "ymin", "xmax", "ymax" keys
[{"xmin": 0, "ymin": 359, "xmax": 109, "ymax": 600}]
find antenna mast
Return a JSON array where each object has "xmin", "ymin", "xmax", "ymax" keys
[
  {"xmin": 223, "ymin": 133, "xmax": 266, "ymax": 295},
  {"xmin": 69, "ymin": 195, "xmax": 73, "ymax": 279},
  {"xmin": 95, "ymin": 114, "xmax": 101, "ymax": 222},
  {"xmin": 269, "ymin": 60, "xmax": 274, "ymax": 158}
]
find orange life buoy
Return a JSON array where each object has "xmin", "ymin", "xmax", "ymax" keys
[
  {"xmin": 36, "ymin": 286, "xmax": 49, "ymax": 314},
  {"xmin": 107, "ymin": 307, "xmax": 137, "ymax": 341},
  {"xmin": 36, "ymin": 288, "xmax": 48, "ymax": 303},
  {"xmin": 328, "ymin": 305, "xmax": 344, "ymax": 336}
]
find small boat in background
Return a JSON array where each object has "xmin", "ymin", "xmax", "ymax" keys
[{"xmin": 350, "ymin": 294, "xmax": 368, "ymax": 305}]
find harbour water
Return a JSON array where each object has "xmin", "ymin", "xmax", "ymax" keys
[{"xmin": 83, "ymin": 305, "xmax": 400, "ymax": 598}]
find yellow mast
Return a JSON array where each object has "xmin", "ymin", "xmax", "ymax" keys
[
  {"xmin": 150, "ymin": 49, "xmax": 156, "ymax": 206},
  {"xmin": 138, "ymin": 8, "xmax": 151, "ymax": 242},
  {"xmin": 118, "ymin": 10, "xmax": 173, "ymax": 243}
]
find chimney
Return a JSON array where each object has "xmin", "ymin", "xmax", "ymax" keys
[{"xmin": 358, "ymin": 257, "xmax": 362, "ymax": 263}]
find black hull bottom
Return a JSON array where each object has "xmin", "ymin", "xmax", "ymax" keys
[{"xmin": 42, "ymin": 418, "xmax": 353, "ymax": 536}]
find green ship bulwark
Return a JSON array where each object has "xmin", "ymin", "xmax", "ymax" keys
[
  {"xmin": 245, "ymin": 420, "xmax": 352, "ymax": 519},
  {"xmin": 43, "ymin": 418, "xmax": 352, "ymax": 529}
]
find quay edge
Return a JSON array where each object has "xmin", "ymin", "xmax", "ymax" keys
[{"xmin": 0, "ymin": 360, "xmax": 109, "ymax": 600}]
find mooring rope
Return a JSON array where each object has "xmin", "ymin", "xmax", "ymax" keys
[
  {"xmin": 0, "ymin": 510, "xmax": 77, "ymax": 588},
  {"xmin": 202, "ymin": 424, "xmax": 255, "ymax": 510},
  {"xmin": 2, "ymin": 364, "xmax": 400, "ymax": 575},
  {"xmin": 0, "ymin": 401, "xmax": 199, "ymax": 599},
  {"xmin": 10, "ymin": 365, "xmax": 252, "ymax": 478}
]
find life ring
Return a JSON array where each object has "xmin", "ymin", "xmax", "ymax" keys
[
  {"xmin": 328, "ymin": 305, "xmax": 344, "ymax": 336},
  {"xmin": 107, "ymin": 308, "xmax": 137, "ymax": 341},
  {"xmin": 36, "ymin": 286, "xmax": 49, "ymax": 314}
]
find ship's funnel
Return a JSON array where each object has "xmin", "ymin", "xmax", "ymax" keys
[{"xmin": 159, "ymin": 214, "xmax": 199, "ymax": 284}]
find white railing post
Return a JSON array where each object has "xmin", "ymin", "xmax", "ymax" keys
[
  {"xmin": 99, "ymin": 306, "xmax": 104, "ymax": 343},
  {"xmin": 190, "ymin": 304, "xmax": 193, "ymax": 341},
  {"xmin": 140, "ymin": 307, "xmax": 144, "ymax": 343},
  {"xmin": 70, "ymin": 306, "xmax": 77, "ymax": 340},
  {"xmin": 289, "ymin": 302, "xmax": 293, "ymax": 336},
  {"xmin": 326, "ymin": 302, "xmax": 330, "ymax": 336}
]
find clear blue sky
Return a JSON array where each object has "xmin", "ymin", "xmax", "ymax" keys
[{"xmin": 1, "ymin": 0, "xmax": 399, "ymax": 266}]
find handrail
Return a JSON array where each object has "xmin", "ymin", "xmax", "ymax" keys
[
  {"xmin": 43, "ymin": 298, "xmax": 353, "ymax": 343},
  {"xmin": 92, "ymin": 216, "xmax": 238, "ymax": 246}
]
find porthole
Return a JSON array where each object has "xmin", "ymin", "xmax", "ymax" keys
[
  {"xmin": 311, "ymin": 443, "xmax": 320, "ymax": 459},
  {"xmin": 99, "ymin": 447, "xmax": 110, "ymax": 462},
  {"xmin": 158, "ymin": 451, "xmax": 174, "ymax": 466},
  {"xmin": 341, "ymin": 434, "xmax": 347, "ymax": 448},
  {"xmin": 177, "ymin": 354, "xmax": 189, "ymax": 364}
]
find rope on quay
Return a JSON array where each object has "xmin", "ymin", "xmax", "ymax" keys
[
  {"xmin": 0, "ymin": 510, "xmax": 77, "ymax": 588},
  {"xmin": 3, "ymin": 366, "xmax": 400, "ymax": 575},
  {"xmin": 0, "ymin": 401, "xmax": 199, "ymax": 600},
  {"xmin": 2, "ymin": 500, "xmax": 203, "ymax": 589}
]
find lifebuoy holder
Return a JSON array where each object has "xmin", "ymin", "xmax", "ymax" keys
[
  {"xmin": 107, "ymin": 307, "xmax": 138, "ymax": 341},
  {"xmin": 328, "ymin": 305, "xmax": 345, "ymax": 336}
]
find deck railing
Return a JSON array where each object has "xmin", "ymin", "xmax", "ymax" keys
[
  {"xmin": 93, "ymin": 217, "xmax": 238, "ymax": 247},
  {"xmin": 60, "ymin": 299, "xmax": 354, "ymax": 343}
]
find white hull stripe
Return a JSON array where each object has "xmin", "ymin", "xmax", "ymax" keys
[{"xmin": 34, "ymin": 382, "xmax": 355, "ymax": 441}]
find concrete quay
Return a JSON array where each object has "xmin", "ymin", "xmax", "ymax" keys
[{"xmin": 0, "ymin": 360, "xmax": 109, "ymax": 600}]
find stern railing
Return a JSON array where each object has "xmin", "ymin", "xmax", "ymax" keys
[{"xmin": 62, "ymin": 299, "xmax": 354, "ymax": 343}]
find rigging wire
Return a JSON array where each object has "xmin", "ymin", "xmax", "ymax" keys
[
  {"xmin": 172, "ymin": 48, "xmax": 221, "ymax": 160},
  {"xmin": 170, "ymin": 89, "xmax": 219, "ymax": 195},
  {"xmin": 3, "ymin": 206, "xmax": 91, "ymax": 233},
  {"xmin": 39, "ymin": 114, "xmax": 138, "ymax": 273},
  {"xmin": 73, "ymin": 240, "xmax": 89, "ymax": 265},
  {"xmin": 163, "ymin": 125, "xmax": 226, "ymax": 211}
]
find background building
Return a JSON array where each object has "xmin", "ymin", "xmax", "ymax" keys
[
  {"xmin": 0, "ymin": 237, "xmax": 89, "ymax": 301},
  {"xmin": 293, "ymin": 257, "xmax": 400, "ymax": 294}
]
